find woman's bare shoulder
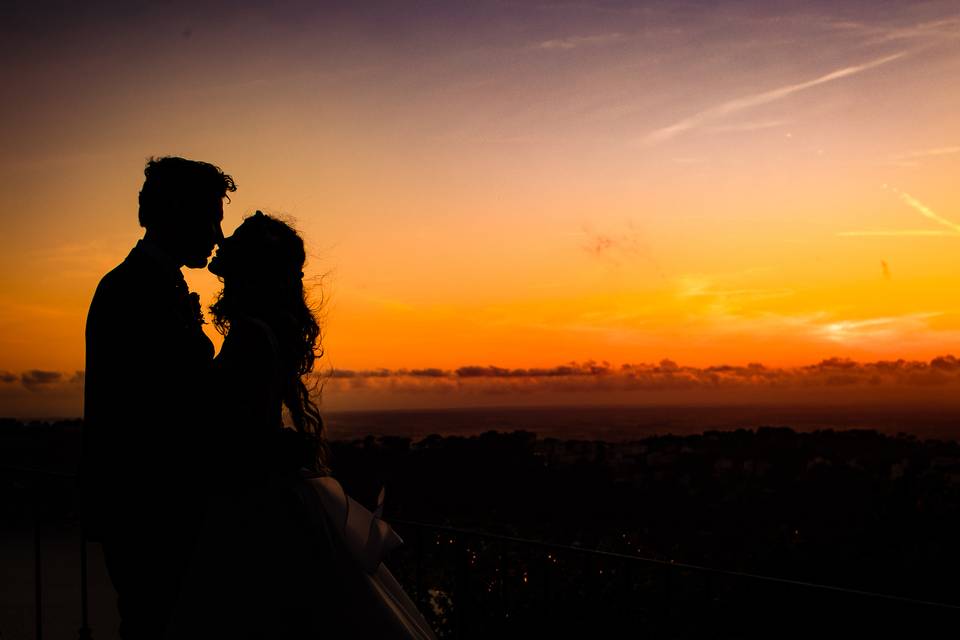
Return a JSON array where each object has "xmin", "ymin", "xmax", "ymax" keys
[{"xmin": 218, "ymin": 317, "xmax": 281, "ymax": 375}]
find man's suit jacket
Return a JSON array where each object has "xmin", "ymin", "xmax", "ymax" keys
[{"xmin": 81, "ymin": 240, "xmax": 214, "ymax": 541}]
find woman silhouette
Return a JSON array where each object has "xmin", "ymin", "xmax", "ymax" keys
[{"xmin": 167, "ymin": 212, "xmax": 434, "ymax": 639}]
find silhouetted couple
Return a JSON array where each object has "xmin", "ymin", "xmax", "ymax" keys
[{"xmin": 82, "ymin": 157, "xmax": 434, "ymax": 639}]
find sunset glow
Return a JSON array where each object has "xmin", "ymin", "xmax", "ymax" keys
[{"xmin": 2, "ymin": 1, "xmax": 960, "ymax": 415}]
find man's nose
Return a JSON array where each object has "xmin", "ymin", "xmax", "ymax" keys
[{"xmin": 214, "ymin": 224, "xmax": 225, "ymax": 245}]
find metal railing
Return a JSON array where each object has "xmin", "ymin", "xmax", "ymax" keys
[
  {"xmin": 6, "ymin": 465, "xmax": 960, "ymax": 639},
  {"xmin": 387, "ymin": 519, "xmax": 960, "ymax": 638},
  {"xmin": 2, "ymin": 465, "xmax": 93, "ymax": 640}
]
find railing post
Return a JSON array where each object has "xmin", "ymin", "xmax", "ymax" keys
[
  {"xmin": 415, "ymin": 526, "xmax": 424, "ymax": 607},
  {"xmin": 662, "ymin": 563, "xmax": 672, "ymax": 623},
  {"xmin": 622, "ymin": 559, "xmax": 632, "ymax": 616},
  {"xmin": 78, "ymin": 527, "xmax": 93, "ymax": 639},
  {"xmin": 541, "ymin": 552, "xmax": 550, "ymax": 603},
  {"xmin": 702, "ymin": 570, "xmax": 713, "ymax": 634},
  {"xmin": 497, "ymin": 541, "xmax": 505, "ymax": 617},
  {"xmin": 582, "ymin": 552, "xmax": 591, "ymax": 602},
  {"xmin": 454, "ymin": 534, "xmax": 469, "ymax": 639},
  {"xmin": 34, "ymin": 493, "xmax": 43, "ymax": 640}
]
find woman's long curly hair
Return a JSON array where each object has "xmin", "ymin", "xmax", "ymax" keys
[{"xmin": 209, "ymin": 211, "xmax": 329, "ymax": 472}]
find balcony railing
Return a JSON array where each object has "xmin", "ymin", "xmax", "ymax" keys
[
  {"xmin": 5, "ymin": 465, "xmax": 960, "ymax": 639},
  {"xmin": 386, "ymin": 519, "xmax": 960, "ymax": 637}
]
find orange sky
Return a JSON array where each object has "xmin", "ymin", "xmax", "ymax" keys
[{"xmin": 2, "ymin": 1, "xmax": 960, "ymax": 415}]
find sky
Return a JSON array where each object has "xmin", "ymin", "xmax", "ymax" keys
[{"xmin": 2, "ymin": 0, "xmax": 960, "ymax": 416}]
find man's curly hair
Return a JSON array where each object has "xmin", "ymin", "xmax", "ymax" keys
[{"xmin": 138, "ymin": 156, "xmax": 237, "ymax": 229}]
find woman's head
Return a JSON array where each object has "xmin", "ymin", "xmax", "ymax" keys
[
  {"xmin": 209, "ymin": 210, "xmax": 304, "ymax": 294},
  {"xmin": 210, "ymin": 211, "xmax": 328, "ymax": 470}
]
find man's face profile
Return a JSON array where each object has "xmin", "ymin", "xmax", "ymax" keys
[{"xmin": 179, "ymin": 196, "xmax": 225, "ymax": 269}]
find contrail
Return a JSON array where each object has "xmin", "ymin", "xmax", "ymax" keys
[
  {"xmin": 837, "ymin": 230, "xmax": 953, "ymax": 237},
  {"xmin": 643, "ymin": 52, "xmax": 906, "ymax": 144},
  {"xmin": 890, "ymin": 146, "xmax": 960, "ymax": 161},
  {"xmin": 894, "ymin": 189, "xmax": 960, "ymax": 234},
  {"xmin": 838, "ymin": 189, "xmax": 960, "ymax": 237}
]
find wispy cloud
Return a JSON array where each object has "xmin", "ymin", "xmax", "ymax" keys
[
  {"xmin": 642, "ymin": 52, "xmax": 906, "ymax": 144},
  {"xmin": 837, "ymin": 230, "xmax": 954, "ymax": 237},
  {"xmin": 818, "ymin": 313, "xmax": 939, "ymax": 344},
  {"xmin": 839, "ymin": 188, "xmax": 960, "ymax": 238},
  {"xmin": 828, "ymin": 16, "xmax": 960, "ymax": 46},
  {"xmin": 674, "ymin": 272, "xmax": 792, "ymax": 305},
  {"xmin": 27, "ymin": 240, "xmax": 127, "ymax": 280},
  {"xmin": 706, "ymin": 119, "xmax": 789, "ymax": 133},
  {"xmin": 536, "ymin": 33, "xmax": 625, "ymax": 50},
  {"xmin": 889, "ymin": 146, "xmax": 960, "ymax": 162}
]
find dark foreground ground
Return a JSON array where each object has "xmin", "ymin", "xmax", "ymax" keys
[{"xmin": 3, "ymin": 412, "xmax": 960, "ymax": 637}]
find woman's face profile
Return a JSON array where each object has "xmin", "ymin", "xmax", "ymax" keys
[{"xmin": 208, "ymin": 216, "xmax": 259, "ymax": 280}]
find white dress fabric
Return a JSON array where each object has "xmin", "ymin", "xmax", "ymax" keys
[
  {"xmin": 295, "ymin": 474, "xmax": 438, "ymax": 639},
  {"xmin": 165, "ymin": 472, "xmax": 437, "ymax": 639}
]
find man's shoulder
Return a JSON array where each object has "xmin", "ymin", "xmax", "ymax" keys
[
  {"xmin": 96, "ymin": 256, "xmax": 134, "ymax": 288},
  {"xmin": 91, "ymin": 255, "xmax": 139, "ymax": 304},
  {"xmin": 89, "ymin": 249, "xmax": 169, "ymax": 324},
  {"xmin": 93, "ymin": 246, "xmax": 175, "ymax": 300}
]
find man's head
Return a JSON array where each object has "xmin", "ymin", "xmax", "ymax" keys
[{"xmin": 138, "ymin": 156, "xmax": 237, "ymax": 268}]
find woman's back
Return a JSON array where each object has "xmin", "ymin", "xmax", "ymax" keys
[{"xmin": 172, "ymin": 317, "xmax": 348, "ymax": 637}]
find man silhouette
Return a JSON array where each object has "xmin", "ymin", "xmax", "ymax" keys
[{"xmin": 82, "ymin": 157, "xmax": 236, "ymax": 639}]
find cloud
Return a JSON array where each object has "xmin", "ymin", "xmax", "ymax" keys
[
  {"xmin": 536, "ymin": 33, "xmax": 625, "ymax": 50},
  {"xmin": 330, "ymin": 368, "xmax": 390, "ymax": 379},
  {"xmin": 319, "ymin": 355, "xmax": 960, "ymax": 400},
  {"xmin": 888, "ymin": 146, "xmax": 960, "ymax": 163},
  {"xmin": 642, "ymin": 52, "xmax": 906, "ymax": 144},
  {"xmin": 409, "ymin": 368, "xmax": 448, "ymax": 378},
  {"xmin": 0, "ymin": 370, "xmax": 84, "ymax": 417},
  {"xmin": 6, "ymin": 357, "xmax": 960, "ymax": 416},
  {"xmin": 21, "ymin": 370, "xmax": 63, "ymax": 391},
  {"xmin": 818, "ymin": 313, "xmax": 938, "ymax": 344},
  {"xmin": 0, "ymin": 369, "xmax": 85, "ymax": 393},
  {"xmin": 837, "ymin": 230, "xmax": 953, "ymax": 237},
  {"xmin": 706, "ymin": 119, "xmax": 789, "ymax": 133},
  {"xmin": 456, "ymin": 362, "xmax": 611, "ymax": 378},
  {"xmin": 674, "ymin": 273, "xmax": 792, "ymax": 304},
  {"xmin": 828, "ymin": 16, "xmax": 960, "ymax": 47}
]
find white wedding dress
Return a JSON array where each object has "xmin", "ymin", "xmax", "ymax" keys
[
  {"xmin": 165, "ymin": 472, "xmax": 436, "ymax": 639},
  {"xmin": 294, "ymin": 474, "xmax": 437, "ymax": 639}
]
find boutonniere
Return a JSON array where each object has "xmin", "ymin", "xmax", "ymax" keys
[{"xmin": 187, "ymin": 292, "xmax": 205, "ymax": 326}]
